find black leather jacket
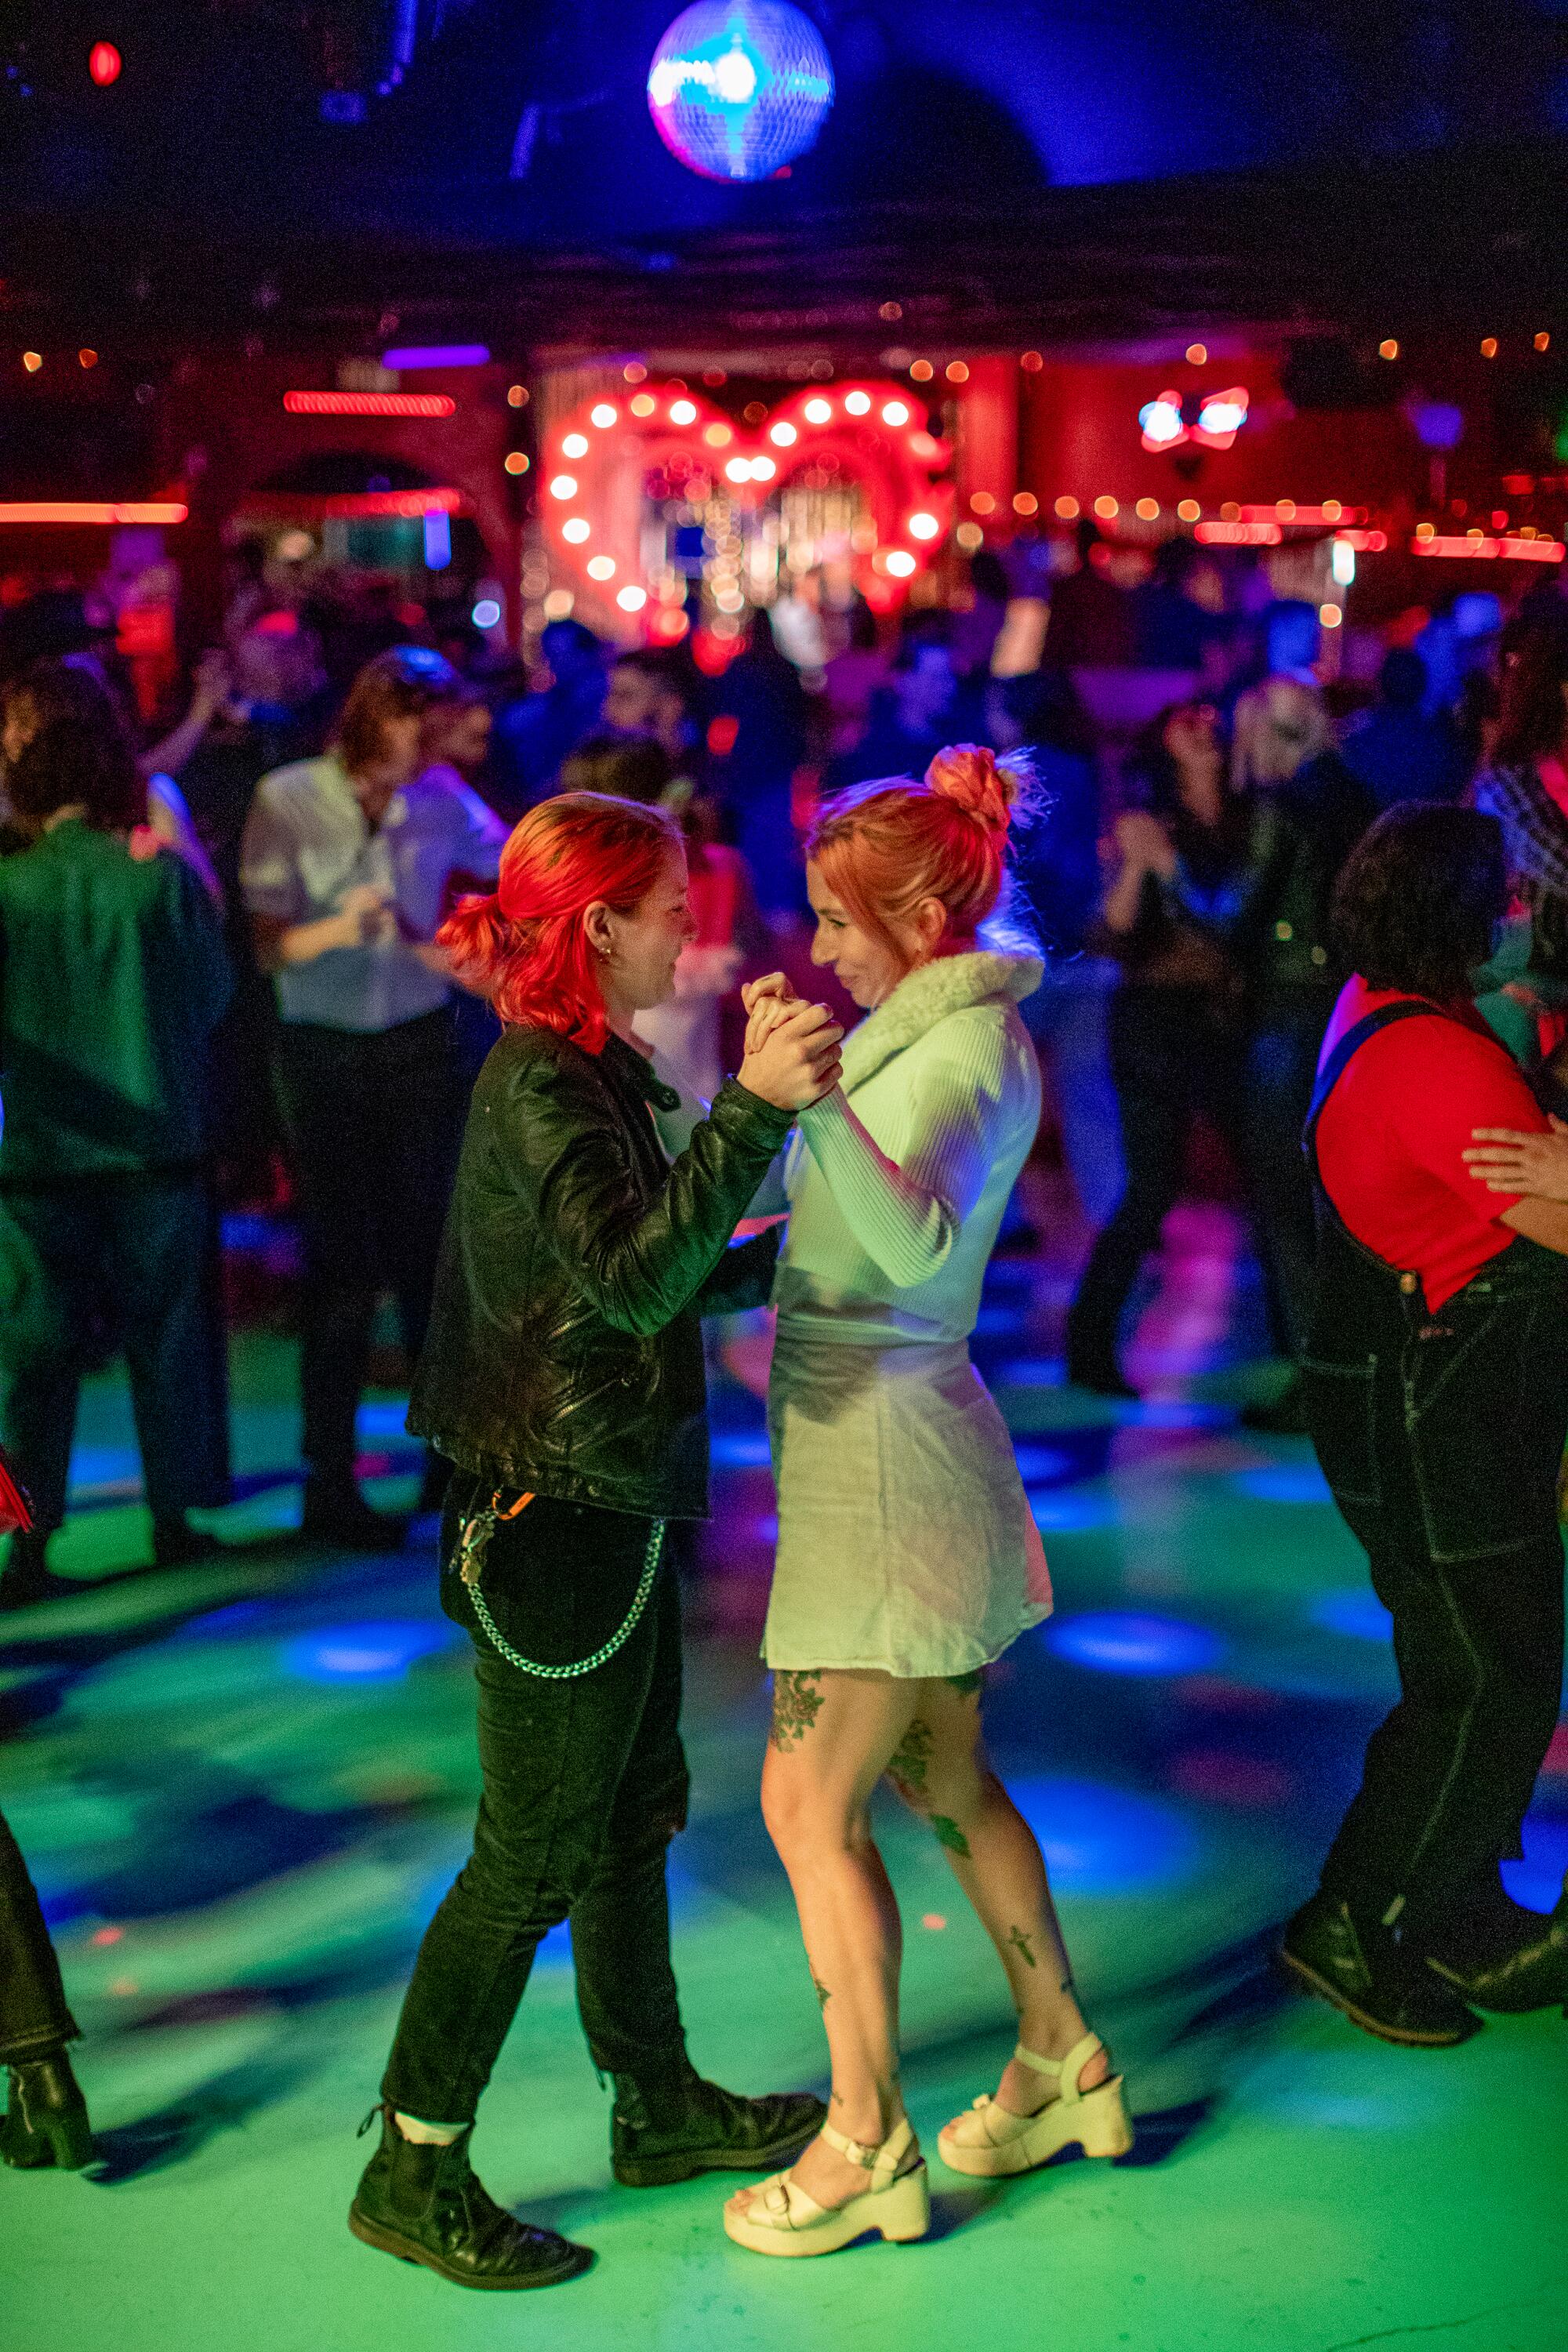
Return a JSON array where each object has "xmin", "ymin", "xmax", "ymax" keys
[{"xmin": 408, "ymin": 1024, "xmax": 791, "ymax": 1519}]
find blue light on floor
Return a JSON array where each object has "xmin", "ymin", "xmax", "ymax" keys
[
  {"xmin": 282, "ymin": 1621, "xmax": 458, "ymax": 1682},
  {"xmin": 1029, "ymin": 1490, "xmax": 1119, "ymax": 1533},
  {"xmin": 1501, "ymin": 1813, "xmax": 1568, "ymax": 1914},
  {"xmin": 357, "ymin": 1399, "xmax": 413, "ymax": 1438},
  {"xmin": 1013, "ymin": 1443, "xmax": 1074, "ymax": 1484},
  {"xmin": 1309, "ymin": 1588, "xmax": 1393, "ymax": 1642},
  {"xmin": 993, "ymin": 1357, "xmax": 1066, "ymax": 1388},
  {"xmin": 1232, "ymin": 1463, "xmax": 1333, "ymax": 1505},
  {"xmin": 710, "ymin": 1429, "xmax": 773, "ymax": 1468},
  {"xmin": 1004, "ymin": 1773, "xmax": 1203, "ymax": 1895},
  {"xmin": 1044, "ymin": 1611, "xmax": 1226, "ymax": 1676},
  {"xmin": 1121, "ymin": 1399, "xmax": 1232, "ymax": 1430}
]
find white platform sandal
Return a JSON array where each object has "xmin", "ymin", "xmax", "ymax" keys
[
  {"xmin": 722, "ymin": 2116, "xmax": 930, "ymax": 2257},
  {"xmin": 938, "ymin": 2033, "xmax": 1133, "ymax": 2177}
]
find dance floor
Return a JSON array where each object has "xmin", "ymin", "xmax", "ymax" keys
[{"xmin": 2, "ymin": 1207, "xmax": 1565, "ymax": 2350}]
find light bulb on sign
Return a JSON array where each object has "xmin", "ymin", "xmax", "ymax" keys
[
  {"xmin": 586, "ymin": 556, "xmax": 618, "ymax": 581},
  {"xmin": 590, "ymin": 403, "xmax": 619, "ymax": 427},
  {"xmin": 804, "ymin": 397, "xmax": 833, "ymax": 423},
  {"xmin": 769, "ymin": 420, "xmax": 797, "ymax": 446},
  {"xmin": 617, "ymin": 586, "xmax": 648, "ymax": 612},
  {"xmin": 549, "ymin": 474, "xmax": 579, "ymax": 500},
  {"xmin": 724, "ymin": 456, "xmax": 753, "ymax": 483},
  {"xmin": 884, "ymin": 550, "xmax": 917, "ymax": 578},
  {"xmin": 670, "ymin": 399, "xmax": 698, "ymax": 425},
  {"xmin": 562, "ymin": 433, "xmax": 590, "ymax": 458},
  {"xmin": 751, "ymin": 455, "xmax": 776, "ymax": 481},
  {"xmin": 844, "ymin": 390, "xmax": 872, "ymax": 416},
  {"xmin": 880, "ymin": 400, "xmax": 910, "ymax": 426},
  {"xmin": 561, "ymin": 518, "xmax": 591, "ymax": 544},
  {"xmin": 907, "ymin": 512, "xmax": 940, "ymax": 541}
]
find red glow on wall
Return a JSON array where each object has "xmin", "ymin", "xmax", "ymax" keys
[
  {"xmin": 238, "ymin": 488, "xmax": 463, "ymax": 521},
  {"xmin": 1238, "ymin": 503, "xmax": 1368, "ymax": 528},
  {"xmin": 0, "ymin": 501, "xmax": 187, "ymax": 525},
  {"xmin": 283, "ymin": 390, "xmax": 457, "ymax": 419},
  {"xmin": 88, "ymin": 41, "xmax": 122, "ymax": 86}
]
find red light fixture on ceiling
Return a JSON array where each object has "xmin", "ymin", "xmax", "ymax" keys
[{"xmin": 88, "ymin": 41, "xmax": 122, "ymax": 86}]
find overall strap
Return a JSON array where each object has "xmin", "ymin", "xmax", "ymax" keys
[{"xmin": 1302, "ymin": 999, "xmax": 1448, "ymax": 1161}]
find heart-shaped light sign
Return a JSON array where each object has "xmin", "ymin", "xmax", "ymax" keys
[{"xmin": 543, "ymin": 381, "xmax": 954, "ymax": 641}]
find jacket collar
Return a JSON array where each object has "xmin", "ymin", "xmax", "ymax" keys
[
  {"xmin": 840, "ymin": 947, "xmax": 1043, "ymax": 1091},
  {"xmin": 603, "ymin": 1027, "xmax": 682, "ymax": 1112}
]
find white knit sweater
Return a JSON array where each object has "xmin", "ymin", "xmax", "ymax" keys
[{"xmin": 772, "ymin": 948, "xmax": 1044, "ymax": 1346}]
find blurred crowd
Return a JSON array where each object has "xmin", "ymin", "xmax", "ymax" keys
[{"xmin": 2, "ymin": 523, "xmax": 1568, "ymax": 1599}]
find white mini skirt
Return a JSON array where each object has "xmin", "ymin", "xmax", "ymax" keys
[{"xmin": 764, "ymin": 1330, "xmax": 1052, "ymax": 1679}]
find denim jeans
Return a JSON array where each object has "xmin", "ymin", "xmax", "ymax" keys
[
  {"xmin": 380, "ymin": 1479, "xmax": 690, "ymax": 2125},
  {"xmin": 0, "ymin": 1802, "xmax": 78, "ymax": 2064}
]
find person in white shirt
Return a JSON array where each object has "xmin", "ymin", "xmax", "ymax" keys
[
  {"xmin": 241, "ymin": 648, "xmax": 505, "ymax": 1546},
  {"xmin": 722, "ymin": 747, "xmax": 1131, "ymax": 2262}
]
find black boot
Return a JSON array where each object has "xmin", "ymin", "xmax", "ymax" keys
[
  {"xmin": 2, "ymin": 2051, "xmax": 95, "ymax": 2169},
  {"xmin": 348, "ymin": 2107, "xmax": 593, "ymax": 2290},
  {"xmin": 0, "ymin": 1531, "xmax": 71, "ymax": 1611},
  {"xmin": 302, "ymin": 1479, "xmax": 409, "ymax": 1554},
  {"xmin": 1422, "ymin": 1886, "xmax": 1568, "ymax": 2013},
  {"xmin": 611, "ymin": 2060, "xmax": 826, "ymax": 2188},
  {"xmin": 1280, "ymin": 1893, "xmax": 1480, "ymax": 2047},
  {"xmin": 152, "ymin": 1515, "xmax": 229, "ymax": 1570}
]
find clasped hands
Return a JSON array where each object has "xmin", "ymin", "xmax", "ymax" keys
[{"xmin": 736, "ymin": 971, "xmax": 843, "ymax": 1114}]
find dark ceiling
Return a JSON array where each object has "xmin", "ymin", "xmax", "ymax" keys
[{"xmin": 0, "ymin": 2, "xmax": 1564, "ymax": 359}]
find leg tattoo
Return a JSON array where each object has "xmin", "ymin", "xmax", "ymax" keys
[
  {"xmin": 946, "ymin": 1669, "xmax": 985, "ymax": 1697},
  {"xmin": 770, "ymin": 1670, "xmax": 825, "ymax": 1751},
  {"xmin": 1007, "ymin": 1926, "xmax": 1036, "ymax": 1969},
  {"xmin": 930, "ymin": 1814, "xmax": 971, "ymax": 1857},
  {"xmin": 886, "ymin": 1715, "xmax": 934, "ymax": 1804},
  {"xmin": 811, "ymin": 1973, "xmax": 832, "ymax": 2009}
]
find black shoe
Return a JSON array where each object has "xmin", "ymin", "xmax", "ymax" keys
[
  {"xmin": 151, "ymin": 1515, "xmax": 229, "ymax": 1570},
  {"xmin": 1065, "ymin": 1355, "xmax": 1139, "ymax": 1400},
  {"xmin": 1280, "ymin": 1894, "xmax": 1481, "ymax": 2046},
  {"xmin": 348, "ymin": 2107, "xmax": 593, "ymax": 2290},
  {"xmin": 0, "ymin": 1534, "xmax": 71, "ymax": 1611},
  {"xmin": 1423, "ymin": 1888, "xmax": 1568, "ymax": 2013},
  {"xmin": 2, "ymin": 2052, "xmax": 96, "ymax": 2170},
  {"xmin": 301, "ymin": 1482, "xmax": 410, "ymax": 1553},
  {"xmin": 611, "ymin": 2066, "xmax": 826, "ymax": 2188},
  {"xmin": 1240, "ymin": 1381, "xmax": 1308, "ymax": 1436}
]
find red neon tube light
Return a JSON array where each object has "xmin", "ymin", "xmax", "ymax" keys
[
  {"xmin": 238, "ymin": 488, "xmax": 463, "ymax": 519},
  {"xmin": 283, "ymin": 390, "xmax": 457, "ymax": 419},
  {"xmin": 1195, "ymin": 520, "xmax": 1282, "ymax": 546},
  {"xmin": 1413, "ymin": 535, "xmax": 1565, "ymax": 563},
  {"xmin": 0, "ymin": 501, "xmax": 189, "ymax": 524},
  {"xmin": 1238, "ymin": 503, "xmax": 1368, "ymax": 527}
]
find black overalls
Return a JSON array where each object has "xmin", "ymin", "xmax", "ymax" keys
[{"xmin": 1300, "ymin": 999, "xmax": 1568, "ymax": 1939}]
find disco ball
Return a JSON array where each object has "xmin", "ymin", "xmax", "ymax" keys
[{"xmin": 648, "ymin": 2, "xmax": 834, "ymax": 183}]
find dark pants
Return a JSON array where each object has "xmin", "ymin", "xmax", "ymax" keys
[
  {"xmin": 381, "ymin": 1483, "xmax": 690, "ymax": 2125},
  {"xmin": 1306, "ymin": 1266, "xmax": 1568, "ymax": 1935},
  {"xmin": 0, "ymin": 1173, "xmax": 229, "ymax": 1534},
  {"xmin": 1067, "ymin": 986, "xmax": 1246, "ymax": 1372},
  {"xmin": 0, "ymin": 1802, "xmax": 78, "ymax": 2064},
  {"xmin": 273, "ymin": 1011, "xmax": 464, "ymax": 1489},
  {"xmin": 1241, "ymin": 990, "xmax": 1332, "ymax": 1359}
]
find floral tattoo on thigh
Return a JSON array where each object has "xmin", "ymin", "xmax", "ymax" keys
[{"xmin": 770, "ymin": 1670, "xmax": 825, "ymax": 1751}]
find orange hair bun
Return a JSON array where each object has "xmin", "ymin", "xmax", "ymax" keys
[{"xmin": 924, "ymin": 742, "xmax": 1014, "ymax": 833}]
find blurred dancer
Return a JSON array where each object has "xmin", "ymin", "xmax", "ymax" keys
[
  {"xmin": 726, "ymin": 750, "xmax": 1130, "ymax": 2262},
  {"xmin": 241, "ymin": 648, "xmax": 503, "ymax": 1548},
  {"xmin": 0, "ymin": 684, "xmax": 232, "ymax": 1602},
  {"xmin": 350, "ymin": 793, "xmax": 837, "ymax": 2289},
  {"xmin": 1284, "ymin": 806, "xmax": 1568, "ymax": 2042}
]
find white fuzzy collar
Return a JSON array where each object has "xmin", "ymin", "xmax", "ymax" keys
[{"xmin": 839, "ymin": 948, "xmax": 1043, "ymax": 1091}]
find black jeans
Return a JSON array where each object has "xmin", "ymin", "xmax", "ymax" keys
[
  {"xmin": 0, "ymin": 1802, "xmax": 78, "ymax": 2064},
  {"xmin": 0, "ymin": 1173, "xmax": 230, "ymax": 1533},
  {"xmin": 1068, "ymin": 986, "xmax": 1247, "ymax": 1370},
  {"xmin": 1241, "ymin": 989, "xmax": 1332, "ymax": 1359},
  {"xmin": 273, "ymin": 1011, "xmax": 465, "ymax": 1488},
  {"xmin": 380, "ymin": 1481, "xmax": 690, "ymax": 2126},
  {"xmin": 1308, "ymin": 1284, "xmax": 1568, "ymax": 1934}
]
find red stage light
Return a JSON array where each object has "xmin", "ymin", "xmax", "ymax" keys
[
  {"xmin": 1412, "ymin": 534, "xmax": 1564, "ymax": 563},
  {"xmin": 89, "ymin": 41, "xmax": 122, "ymax": 86},
  {"xmin": 283, "ymin": 390, "xmax": 456, "ymax": 418},
  {"xmin": 1195, "ymin": 519, "xmax": 1281, "ymax": 546}
]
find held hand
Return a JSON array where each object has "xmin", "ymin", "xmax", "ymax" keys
[
  {"xmin": 1463, "ymin": 1116, "xmax": 1568, "ymax": 1200},
  {"xmin": 738, "ymin": 1000, "xmax": 844, "ymax": 1113},
  {"xmin": 742, "ymin": 971, "xmax": 804, "ymax": 1058},
  {"xmin": 1115, "ymin": 811, "xmax": 1178, "ymax": 880},
  {"xmin": 741, "ymin": 971, "xmax": 795, "ymax": 1017},
  {"xmin": 337, "ymin": 883, "xmax": 395, "ymax": 946}
]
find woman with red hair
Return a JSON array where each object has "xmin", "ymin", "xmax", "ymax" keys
[
  {"xmin": 723, "ymin": 748, "xmax": 1131, "ymax": 2262},
  {"xmin": 350, "ymin": 790, "xmax": 841, "ymax": 2292}
]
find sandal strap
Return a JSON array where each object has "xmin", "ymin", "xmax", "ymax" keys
[
  {"xmin": 1014, "ymin": 2033, "xmax": 1104, "ymax": 2103},
  {"xmin": 818, "ymin": 2113, "xmax": 914, "ymax": 2183}
]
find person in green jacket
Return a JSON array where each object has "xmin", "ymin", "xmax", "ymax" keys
[{"xmin": 0, "ymin": 685, "xmax": 234, "ymax": 1606}]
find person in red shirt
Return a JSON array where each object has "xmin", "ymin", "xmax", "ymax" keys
[{"xmin": 1283, "ymin": 804, "xmax": 1568, "ymax": 2045}]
